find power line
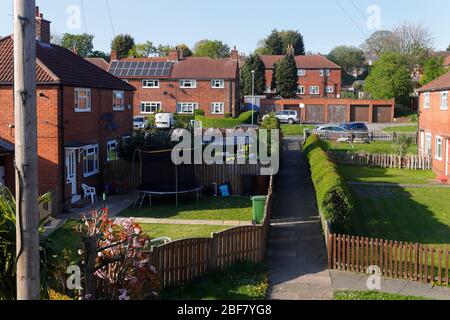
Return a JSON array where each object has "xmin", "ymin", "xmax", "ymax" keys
[
  {"xmin": 349, "ymin": 0, "xmax": 367, "ymax": 20},
  {"xmin": 80, "ymin": 0, "xmax": 88, "ymax": 33},
  {"xmin": 105, "ymin": 0, "xmax": 116, "ymax": 37},
  {"xmin": 335, "ymin": 0, "xmax": 367, "ymax": 38}
]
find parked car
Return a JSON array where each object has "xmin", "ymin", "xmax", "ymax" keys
[
  {"xmin": 340, "ymin": 122, "xmax": 369, "ymax": 132},
  {"xmin": 155, "ymin": 113, "xmax": 176, "ymax": 129},
  {"xmin": 263, "ymin": 110, "xmax": 299, "ymax": 124},
  {"xmin": 314, "ymin": 125, "xmax": 346, "ymax": 132},
  {"xmin": 133, "ymin": 116, "xmax": 147, "ymax": 130}
]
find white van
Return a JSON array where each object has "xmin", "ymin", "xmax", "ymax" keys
[{"xmin": 155, "ymin": 113, "xmax": 176, "ymax": 129}]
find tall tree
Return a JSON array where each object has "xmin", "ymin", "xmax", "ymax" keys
[
  {"xmin": 177, "ymin": 44, "xmax": 193, "ymax": 57},
  {"xmin": 240, "ymin": 54, "xmax": 266, "ymax": 97},
  {"xmin": 365, "ymin": 52, "xmax": 413, "ymax": 106},
  {"xmin": 420, "ymin": 56, "xmax": 447, "ymax": 86},
  {"xmin": 274, "ymin": 53, "xmax": 298, "ymax": 98},
  {"xmin": 328, "ymin": 46, "xmax": 366, "ymax": 75},
  {"xmin": 263, "ymin": 30, "xmax": 284, "ymax": 55},
  {"xmin": 194, "ymin": 40, "xmax": 230, "ymax": 58},
  {"xmin": 128, "ymin": 41, "xmax": 156, "ymax": 58},
  {"xmin": 446, "ymin": 44, "xmax": 450, "ymax": 51},
  {"xmin": 60, "ymin": 33, "xmax": 94, "ymax": 57},
  {"xmin": 361, "ymin": 30, "xmax": 396, "ymax": 55},
  {"xmin": 89, "ymin": 50, "xmax": 110, "ymax": 61},
  {"xmin": 111, "ymin": 34, "xmax": 135, "ymax": 59},
  {"xmin": 280, "ymin": 30, "xmax": 305, "ymax": 55}
]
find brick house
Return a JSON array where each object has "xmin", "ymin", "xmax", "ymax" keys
[
  {"xmin": 108, "ymin": 49, "xmax": 240, "ymax": 118},
  {"xmin": 418, "ymin": 71, "xmax": 450, "ymax": 179},
  {"xmin": 0, "ymin": 8, "xmax": 134, "ymax": 210},
  {"xmin": 260, "ymin": 53, "xmax": 342, "ymax": 98}
]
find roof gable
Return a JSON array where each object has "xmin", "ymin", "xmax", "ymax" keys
[{"xmin": 418, "ymin": 71, "xmax": 450, "ymax": 93}]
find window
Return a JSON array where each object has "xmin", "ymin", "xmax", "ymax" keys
[
  {"xmin": 113, "ymin": 90, "xmax": 125, "ymax": 111},
  {"xmin": 142, "ymin": 79, "xmax": 160, "ymax": 88},
  {"xmin": 74, "ymin": 88, "xmax": 91, "ymax": 112},
  {"xmin": 107, "ymin": 140, "xmax": 118, "ymax": 162},
  {"xmin": 420, "ymin": 131, "xmax": 425, "ymax": 153},
  {"xmin": 309, "ymin": 86, "xmax": 320, "ymax": 95},
  {"xmin": 436, "ymin": 136, "xmax": 443, "ymax": 160},
  {"xmin": 320, "ymin": 69, "xmax": 330, "ymax": 77},
  {"xmin": 424, "ymin": 93, "xmax": 430, "ymax": 109},
  {"xmin": 211, "ymin": 79, "xmax": 225, "ymax": 88},
  {"xmin": 297, "ymin": 86, "xmax": 305, "ymax": 95},
  {"xmin": 326, "ymin": 86, "xmax": 334, "ymax": 93},
  {"xmin": 297, "ymin": 69, "xmax": 306, "ymax": 77},
  {"xmin": 82, "ymin": 145, "xmax": 99, "ymax": 177},
  {"xmin": 326, "ymin": 69, "xmax": 331, "ymax": 76},
  {"xmin": 180, "ymin": 80, "xmax": 197, "ymax": 88},
  {"xmin": 177, "ymin": 102, "xmax": 198, "ymax": 114},
  {"xmin": 441, "ymin": 92, "xmax": 448, "ymax": 110},
  {"xmin": 140, "ymin": 102, "xmax": 161, "ymax": 114},
  {"xmin": 211, "ymin": 102, "xmax": 224, "ymax": 115},
  {"xmin": 425, "ymin": 133, "xmax": 432, "ymax": 155}
]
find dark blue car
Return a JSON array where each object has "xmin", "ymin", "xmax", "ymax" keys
[{"xmin": 340, "ymin": 122, "xmax": 369, "ymax": 132}]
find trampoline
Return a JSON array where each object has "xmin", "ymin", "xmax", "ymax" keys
[{"xmin": 133, "ymin": 149, "xmax": 203, "ymax": 208}]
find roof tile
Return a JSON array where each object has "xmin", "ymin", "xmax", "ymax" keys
[{"xmin": 260, "ymin": 54, "xmax": 341, "ymax": 69}]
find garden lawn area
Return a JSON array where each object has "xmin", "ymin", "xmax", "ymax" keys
[
  {"xmin": 334, "ymin": 290, "xmax": 430, "ymax": 300},
  {"xmin": 325, "ymin": 140, "xmax": 417, "ymax": 155},
  {"xmin": 119, "ymin": 196, "xmax": 253, "ymax": 221},
  {"xmin": 281, "ymin": 124, "xmax": 316, "ymax": 136},
  {"xmin": 383, "ymin": 125, "xmax": 418, "ymax": 133},
  {"xmin": 339, "ymin": 166, "xmax": 436, "ymax": 185},
  {"xmin": 160, "ymin": 262, "xmax": 269, "ymax": 300}
]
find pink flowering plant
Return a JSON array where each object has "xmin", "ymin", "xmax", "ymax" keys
[{"xmin": 77, "ymin": 209, "xmax": 159, "ymax": 300}]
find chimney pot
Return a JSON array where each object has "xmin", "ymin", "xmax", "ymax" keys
[
  {"xmin": 35, "ymin": 6, "xmax": 51, "ymax": 44},
  {"xmin": 231, "ymin": 46, "xmax": 239, "ymax": 60}
]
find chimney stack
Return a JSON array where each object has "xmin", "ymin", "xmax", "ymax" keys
[
  {"xmin": 287, "ymin": 44, "xmax": 295, "ymax": 56},
  {"xmin": 231, "ymin": 46, "xmax": 239, "ymax": 60},
  {"xmin": 111, "ymin": 50, "xmax": 118, "ymax": 61},
  {"xmin": 35, "ymin": 7, "xmax": 51, "ymax": 44},
  {"xmin": 168, "ymin": 48, "xmax": 181, "ymax": 62}
]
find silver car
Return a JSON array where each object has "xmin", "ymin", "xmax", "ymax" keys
[{"xmin": 269, "ymin": 110, "xmax": 300, "ymax": 124}]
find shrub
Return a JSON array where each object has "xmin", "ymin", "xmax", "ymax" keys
[
  {"xmin": 174, "ymin": 114, "xmax": 194, "ymax": 129},
  {"xmin": 224, "ymin": 112, "xmax": 232, "ymax": 119},
  {"xmin": 195, "ymin": 111, "xmax": 258, "ymax": 128},
  {"xmin": 303, "ymin": 135, "xmax": 353, "ymax": 233},
  {"xmin": 194, "ymin": 109, "xmax": 205, "ymax": 116},
  {"xmin": 260, "ymin": 113, "xmax": 281, "ymax": 130}
]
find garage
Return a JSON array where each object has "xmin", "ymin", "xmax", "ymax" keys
[
  {"xmin": 350, "ymin": 105, "xmax": 370, "ymax": 122},
  {"xmin": 306, "ymin": 105, "xmax": 325, "ymax": 123},
  {"xmin": 327, "ymin": 105, "xmax": 346, "ymax": 123},
  {"xmin": 372, "ymin": 105, "xmax": 392, "ymax": 123}
]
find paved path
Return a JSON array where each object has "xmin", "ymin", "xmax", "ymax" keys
[{"xmin": 267, "ymin": 137, "xmax": 333, "ymax": 300}]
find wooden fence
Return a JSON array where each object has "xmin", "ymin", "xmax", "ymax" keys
[
  {"xmin": 327, "ymin": 234, "xmax": 450, "ymax": 286},
  {"xmin": 328, "ymin": 152, "xmax": 432, "ymax": 170},
  {"xmin": 149, "ymin": 177, "xmax": 273, "ymax": 289}
]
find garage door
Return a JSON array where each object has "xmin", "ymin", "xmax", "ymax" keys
[
  {"xmin": 373, "ymin": 105, "xmax": 392, "ymax": 123},
  {"xmin": 306, "ymin": 105, "xmax": 325, "ymax": 123},
  {"xmin": 350, "ymin": 105, "xmax": 369, "ymax": 122},
  {"xmin": 327, "ymin": 105, "xmax": 346, "ymax": 124}
]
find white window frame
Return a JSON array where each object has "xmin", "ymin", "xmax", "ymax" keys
[
  {"xmin": 326, "ymin": 69, "xmax": 331, "ymax": 76},
  {"xmin": 140, "ymin": 102, "xmax": 161, "ymax": 114},
  {"xmin": 112, "ymin": 90, "xmax": 125, "ymax": 111},
  {"xmin": 107, "ymin": 140, "xmax": 118, "ymax": 162},
  {"xmin": 420, "ymin": 131, "xmax": 425, "ymax": 155},
  {"xmin": 179, "ymin": 79, "xmax": 197, "ymax": 88},
  {"xmin": 211, "ymin": 79, "xmax": 225, "ymax": 88},
  {"xmin": 297, "ymin": 69, "xmax": 306, "ymax": 77},
  {"xmin": 297, "ymin": 86, "xmax": 305, "ymax": 95},
  {"xmin": 436, "ymin": 136, "xmax": 444, "ymax": 161},
  {"xmin": 440, "ymin": 92, "xmax": 448, "ymax": 110},
  {"xmin": 309, "ymin": 86, "xmax": 320, "ymax": 95},
  {"xmin": 211, "ymin": 102, "xmax": 225, "ymax": 115},
  {"xmin": 142, "ymin": 79, "xmax": 160, "ymax": 88},
  {"xmin": 326, "ymin": 86, "xmax": 334, "ymax": 93},
  {"xmin": 425, "ymin": 133, "xmax": 432, "ymax": 156},
  {"xmin": 424, "ymin": 92, "xmax": 430, "ymax": 109},
  {"xmin": 82, "ymin": 144, "xmax": 99, "ymax": 177},
  {"xmin": 74, "ymin": 88, "xmax": 92, "ymax": 112},
  {"xmin": 177, "ymin": 102, "xmax": 198, "ymax": 114}
]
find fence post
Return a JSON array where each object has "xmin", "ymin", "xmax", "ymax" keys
[{"xmin": 210, "ymin": 233, "xmax": 219, "ymax": 270}]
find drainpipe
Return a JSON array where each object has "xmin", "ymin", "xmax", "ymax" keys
[{"xmin": 59, "ymin": 85, "xmax": 67, "ymax": 213}]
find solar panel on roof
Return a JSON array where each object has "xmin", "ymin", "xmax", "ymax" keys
[{"xmin": 109, "ymin": 61, "xmax": 172, "ymax": 77}]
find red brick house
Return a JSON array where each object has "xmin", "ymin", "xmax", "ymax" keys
[
  {"xmin": 418, "ymin": 71, "xmax": 450, "ymax": 179},
  {"xmin": 108, "ymin": 49, "xmax": 240, "ymax": 118},
  {"xmin": 260, "ymin": 53, "xmax": 342, "ymax": 98},
  {"xmin": 0, "ymin": 8, "xmax": 134, "ymax": 210}
]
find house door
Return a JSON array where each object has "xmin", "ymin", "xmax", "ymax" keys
[{"xmin": 65, "ymin": 149, "xmax": 79, "ymax": 203}]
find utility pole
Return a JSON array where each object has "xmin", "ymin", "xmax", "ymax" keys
[
  {"xmin": 251, "ymin": 70, "xmax": 255, "ymax": 126},
  {"xmin": 14, "ymin": 0, "xmax": 40, "ymax": 300}
]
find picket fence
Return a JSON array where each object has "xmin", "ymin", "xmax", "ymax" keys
[
  {"xmin": 328, "ymin": 152, "xmax": 433, "ymax": 170},
  {"xmin": 327, "ymin": 234, "xmax": 450, "ymax": 286}
]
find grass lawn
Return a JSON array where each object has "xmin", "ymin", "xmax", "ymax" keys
[
  {"xmin": 119, "ymin": 196, "xmax": 253, "ymax": 221},
  {"xmin": 340, "ymin": 166, "xmax": 436, "ymax": 185},
  {"xmin": 281, "ymin": 124, "xmax": 316, "ymax": 136},
  {"xmin": 334, "ymin": 290, "xmax": 429, "ymax": 300},
  {"xmin": 325, "ymin": 140, "xmax": 417, "ymax": 155},
  {"xmin": 160, "ymin": 262, "xmax": 269, "ymax": 300},
  {"xmin": 383, "ymin": 125, "xmax": 418, "ymax": 133}
]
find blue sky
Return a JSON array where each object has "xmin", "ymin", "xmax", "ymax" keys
[{"xmin": 1, "ymin": 0, "xmax": 449, "ymax": 54}]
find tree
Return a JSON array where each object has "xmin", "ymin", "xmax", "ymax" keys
[
  {"xmin": 274, "ymin": 53, "xmax": 298, "ymax": 98},
  {"xmin": 280, "ymin": 30, "xmax": 305, "ymax": 55},
  {"xmin": 194, "ymin": 40, "xmax": 230, "ymax": 58},
  {"xmin": 60, "ymin": 33, "xmax": 94, "ymax": 57},
  {"xmin": 361, "ymin": 30, "xmax": 396, "ymax": 55},
  {"xmin": 328, "ymin": 46, "xmax": 366, "ymax": 75},
  {"xmin": 365, "ymin": 52, "xmax": 413, "ymax": 106},
  {"xmin": 447, "ymin": 45, "xmax": 450, "ymax": 51},
  {"xmin": 89, "ymin": 50, "xmax": 110, "ymax": 61},
  {"xmin": 128, "ymin": 41, "xmax": 156, "ymax": 58},
  {"xmin": 262, "ymin": 30, "xmax": 284, "ymax": 55},
  {"xmin": 420, "ymin": 56, "xmax": 447, "ymax": 86},
  {"xmin": 154, "ymin": 44, "xmax": 173, "ymax": 57},
  {"xmin": 111, "ymin": 34, "xmax": 135, "ymax": 59},
  {"xmin": 240, "ymin": 54, "xmax": 266, "ymax": 97},
  {"xmin": 177, "ymin": 44, "xmax": 193, "ymax": 57}
]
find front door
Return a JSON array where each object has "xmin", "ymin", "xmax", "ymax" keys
[{"xmin": 65, "ymin": 149, "xmax": 79, "ymax": 203}]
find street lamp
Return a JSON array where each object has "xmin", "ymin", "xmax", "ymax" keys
[{"xmin": 251, "ymin": 70, "xmax": 255, "ymax": 126}]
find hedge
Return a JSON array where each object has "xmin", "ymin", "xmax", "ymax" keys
[
  {"xmin": 195, "ymin": 111, "xmax": 258, "ymax": 129},
  {"xmin": 303, "ymin": 135, "xmax": 353, "ymax": 233}
]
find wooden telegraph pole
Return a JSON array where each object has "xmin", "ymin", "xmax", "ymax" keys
[{"xmin": 14, "ymin": 0, "xmax": 40, "ymax": 300}]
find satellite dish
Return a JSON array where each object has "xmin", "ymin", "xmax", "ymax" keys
[{"xmin": 100, "ymin": 113, "xmax": 115, "ymax": 122}]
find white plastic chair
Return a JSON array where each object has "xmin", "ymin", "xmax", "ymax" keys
[{"xmin": 82, "ymin": 184, "xmax": 97, "ymax": 205}]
